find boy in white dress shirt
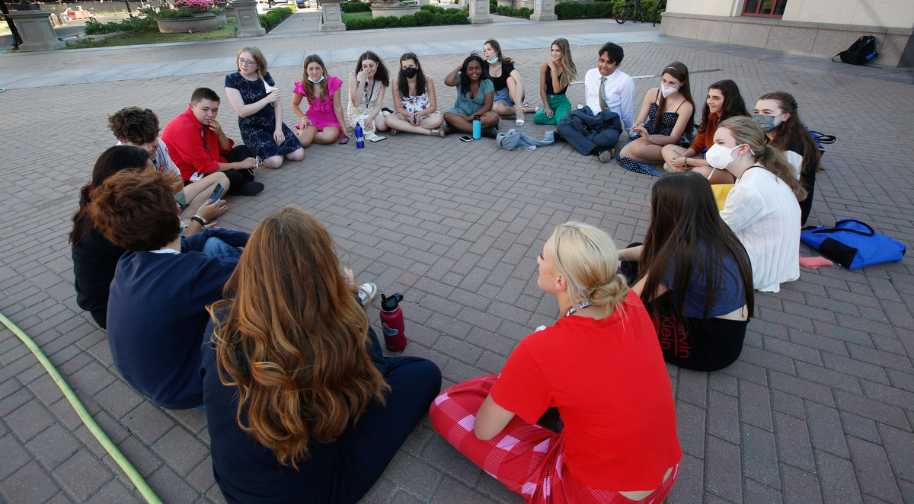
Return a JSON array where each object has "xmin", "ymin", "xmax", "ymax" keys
[{"xmin": 558, "ymin": 43, "xmax": 636, "ymax": 163}]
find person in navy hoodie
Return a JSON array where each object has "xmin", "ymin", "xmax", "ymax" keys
[{"xmin": 87, "ymin": 169, "xmax": 249, "ymax": 409}]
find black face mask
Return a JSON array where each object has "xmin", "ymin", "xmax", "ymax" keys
[{"xmin": 404, "ymin": 67, "xmax": 418, "ymax": 79}]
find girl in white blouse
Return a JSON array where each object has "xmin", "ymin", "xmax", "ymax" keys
[{"xmin": 710, "ymin": 116, "xmax": 807, "ymax": 293}]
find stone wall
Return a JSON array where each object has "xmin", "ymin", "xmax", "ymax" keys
[{"xmin": 660, "ymin": 12, "xmax": 914, "ymax": 68}]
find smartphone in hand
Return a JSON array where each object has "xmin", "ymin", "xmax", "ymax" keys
[{"xmin": 209, "ymin": 183, "xmax": 225, "ymax": 202}]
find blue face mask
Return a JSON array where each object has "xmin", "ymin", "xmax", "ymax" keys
[
  {"xmin": 179, "ymin": 219, "xmax": 186, "ymax": 239},
  {"xmin": 753, "ymin": 114, "xmax": 780, "ymax": 133},
  {"xmin": 307, "ymin": 75, "xmax": 325, "ymax": 83},
  {"xmin": 487, "ymin": 56, "xmax": 498, "ymax": 64}
]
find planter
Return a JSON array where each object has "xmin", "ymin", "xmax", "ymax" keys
[
  {"xmin": 156, "ymin": 12, "xmax": 218, "ymax": 32},
  {"xmin": 370, "ymin": 2, "xmax": 419, "ymax": 18},
  {"xmin": 496, "ymin": 0, "xmax": 511, "ymax": 7},
  {"xmin": 180, "ymin": 6, "xmax": 205, "ymax": 13},
  {"xmin": 215, "ymin": 13, "xmax": 227, "ymax": 23},
  {"xmin": 225, "ymin": 7, "xmax": 236, "ymax": 17}
]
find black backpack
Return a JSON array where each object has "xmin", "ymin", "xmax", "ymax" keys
[{"xmin": 833, "ymin": 36, "xmax": 878, "ymax": 65}]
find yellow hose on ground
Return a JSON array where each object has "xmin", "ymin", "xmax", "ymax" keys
[{"xmin": 0, "ymin": 312, "xmax": 163, "ymax": 504}]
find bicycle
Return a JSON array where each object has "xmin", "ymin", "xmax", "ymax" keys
[
  {"xmin": 614, "ymin": 0, "xmax": 665, "ymax": 25},
  {"xmin": 614, "ymin": 0, "xmax": 644, "ymax": 24}
]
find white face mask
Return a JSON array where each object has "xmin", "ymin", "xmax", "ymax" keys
[
  {"xmin": 660, "ymin": 85, "xmax": 679, "ymax": 98},
  {"xmin": 706, "ymin": 144, "xmax": 744, "ymax": 170}
]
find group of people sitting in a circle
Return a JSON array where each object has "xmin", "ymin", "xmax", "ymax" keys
[{"xmin": 66, "ymin": 36, "xmax": 825, "ymax": 504}]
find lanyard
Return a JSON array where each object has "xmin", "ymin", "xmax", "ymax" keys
[
  {"xmin": 365, "ymin": 79, "xmax": 376, "ymax": 105},
  {"xmin": 566, "ymin": 302, "xmax": 592, "ymax": 317}
]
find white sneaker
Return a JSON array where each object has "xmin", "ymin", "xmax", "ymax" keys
[{"xmin": 358, "ymin": 283, "xmax": 377, "ymax": 307}]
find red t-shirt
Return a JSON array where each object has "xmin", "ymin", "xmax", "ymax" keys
[
  {"xmin": 490, "ymin": 291, "xmax": 682, "ymax": 491},
  {"xmin": 161, "ymin": 106, "xmax": 235, "ymax": 182}
]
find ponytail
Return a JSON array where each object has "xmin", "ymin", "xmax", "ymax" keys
[{"xmin": 756, "ymin": 144, "xmax": 808, "ymax": 201}]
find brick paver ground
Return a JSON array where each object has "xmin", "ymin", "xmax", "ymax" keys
[{"xmin": 1, "ymin": 10, "xmax": 913, "ymax": 504}]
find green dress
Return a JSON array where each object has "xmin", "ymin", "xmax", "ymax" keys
[{"xmin": 446, "ymin": 72, "xmax": 494, "ymax": 117}]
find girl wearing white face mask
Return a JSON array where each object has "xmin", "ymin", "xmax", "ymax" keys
[
  {"xmin": 714, "ymin": 116, "xmax": 807, "ymax": 293},
  {"xmin": 617, "ymin": 61, "xmax": 695, "ymax": 177}
]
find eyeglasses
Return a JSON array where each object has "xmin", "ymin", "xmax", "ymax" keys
[{"xmin": 239, "ymin": 58, "xmax": 257, "ymax": 67}]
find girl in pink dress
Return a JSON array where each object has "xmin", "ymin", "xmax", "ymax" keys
[{"xmin": 291, "ymin": 55, "xmax": 350, "ymax": 147}]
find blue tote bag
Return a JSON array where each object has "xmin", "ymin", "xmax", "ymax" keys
[{"xmin": 801, "ymin": 219, "xmax": 906, "ymax": 269}]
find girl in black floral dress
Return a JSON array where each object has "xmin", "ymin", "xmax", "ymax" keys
[{"xmin": 225, "ymin": 46, "xmax": 304, "ymax": 169}]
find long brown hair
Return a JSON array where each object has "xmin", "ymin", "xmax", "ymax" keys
[
  {"xmin": 484, "ymin": 39, "xmax": 514, "ymax": 65},
  {"xmin": 209, "ymin": 207, "xmax": 390, "ymax": 467},
  {"xmin": 639, "ymin": 172, "xmax": 754, "ymax": 319},
  {"xmin": 654, "ymin": 61, "xmax": 694, "ymax": 137},
  {"xmin": 397, "ymin": 52, "xmax": 428, "ymax": 98},
  {"xmin": 719, "ymin": 116, "xmax": 808, "ymax": 201},
  {"xmin": 698, "ymin": 79, "xmax": 748, "ymax": 134},
  {"xmin": 354, "ymin": 51, "xmax": 390, "ymax": 87},
  {"xmin": 551, "ymin": 38, "xmax": 577, "ymax": 89},
  {"xmin": 301, "ymin": 54, "xmax": 330, "ymax": 101},
  {"xmin": 758, "ymin": 91, "xmax": 823, "ymax": 174},
  {"xmin": 70, "ymin": 146, "xmax": 152, "ymax": 248}
]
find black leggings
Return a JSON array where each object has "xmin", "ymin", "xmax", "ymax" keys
[{"xmin": 222, "ymin": 145, "xmax": 256, "ymax": 195}]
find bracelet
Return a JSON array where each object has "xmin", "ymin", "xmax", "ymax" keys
[{"xmin": 191, "ymin": 215, "xmax": 208, "ymax": 227}]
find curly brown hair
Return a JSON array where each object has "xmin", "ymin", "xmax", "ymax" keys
[
  {"xmin": 108, "ymin": 107, "xmax": 160, "ymax": 145},
  {"xmin": 209, "ymin": 207, "xmax": 390, "ymax": 468},
  {"xmin": 87, "ymin": 169, "xmax": 182, "ymax": 251}
]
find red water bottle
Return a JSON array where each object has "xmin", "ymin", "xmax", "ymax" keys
[{"xmin": 379, "ymin": 293, "xmax": 407, "ymax": 352}]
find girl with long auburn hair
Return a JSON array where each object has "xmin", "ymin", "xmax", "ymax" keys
[
  {"xmin": 712, "ymin": 116, "xmax": 805, "ymax": 292},
  {"xmin": 386, "ymin": 52, "xmax": 446, "ymax": 137},
  {"xmin": 617, "ymin": 61, "xmax": 695, "ymax": 177},
  {"xmin": 203, "ymin": 206, "xmax": 441, "ymax": 504},
  {"xmin": 661, "ymin": 79, "xmax": 750, "ymax": 183},
  {"xmin": 431, "ymin": 222, "xmax": 682, "ymax": 504},
  {"xmin": 754, "ymin": 91, "xmax": 822, "ymax": 225},
  {"xmin": 618, "ymin": 172, "xmax": 755, "ymax": 371},
  {"xmin": 291, "ymin": 54, "xmax": 350, "ymax": 146},
  {"xmin": 533, "ymin": 38, "xmax": 578, "ymax": 125}
]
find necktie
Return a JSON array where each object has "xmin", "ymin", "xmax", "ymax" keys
[{"xmin": 599, "ymin": 75, "xmax": 610, "ymax": 112}]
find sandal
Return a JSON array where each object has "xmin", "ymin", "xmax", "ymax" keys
[
  {"xmin": 516, "ymin": 108, "xmax": 525, "ymax": 126},
  {"xmin": 430, "ymin": 128, "xmax": 445, "ymax": 137}
]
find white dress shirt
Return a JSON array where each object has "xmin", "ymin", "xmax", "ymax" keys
[
  {"xmin": 583, "ymin": 67, "xmax": 636, "ymax": 132},
  {"xmin": 720, "ymin": 166, "xmax": 801, "ymax": 293}
]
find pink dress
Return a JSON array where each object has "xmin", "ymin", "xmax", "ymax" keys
[{"xmin": 293, "ymin": 76, "xmax": 344, "ymax": 136}]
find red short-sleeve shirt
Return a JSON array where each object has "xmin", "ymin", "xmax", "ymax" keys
[{"xmin": 490, "ymin": 291, "xmax": 682, "ymax": 491}]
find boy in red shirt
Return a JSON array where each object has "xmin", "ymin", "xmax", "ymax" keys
[{"xmin": 162, "ymin": 88, "xmax": 264, "ymax": 197}]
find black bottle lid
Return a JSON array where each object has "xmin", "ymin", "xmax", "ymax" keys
[{"xmin": 381, "ymin": 293, "xmax": 403, "ymax": 312}]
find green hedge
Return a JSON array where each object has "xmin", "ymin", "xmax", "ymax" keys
[
  {"xmin": 84, "ymin": 14, "xmax": 158, "ymax": 34},
  {"xmin": 494, "ymin": 5, "xmax": 531, "ymax": 17},
  {"xmin": 340, "ymin": 1, "xmax": 372, "ymax": 12},
  {"xmin": 345, "ymin": 7, "xmax": 465, "ymax": 29},
  {"xmin": 260, "ymin": 6, "xmax": 292, "ymax": 28},
  {"xmin": 554, "ymin": 0, "xmax": 663, "ymax": 21}
]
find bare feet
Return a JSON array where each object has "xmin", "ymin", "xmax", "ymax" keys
[
  {"xmin": 391, "ymin": 129, "xmax": 398, "ymax": 136},
  {"xmin": 430, "ymin": 129, "xmax": 445, "ymax": 137}
]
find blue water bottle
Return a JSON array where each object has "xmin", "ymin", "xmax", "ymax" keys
[
  {"xmin": 355, "ymin": 124, "xmax": 364, "ymax": 149},
  {"xmin": 472, "ymin": 115, "xmax": 481, "ymax": 139}
]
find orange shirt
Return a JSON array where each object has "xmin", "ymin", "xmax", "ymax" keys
[
  {"xmin": 490, "ymin": 290, "xmax": 682, "ymax": 491},
  {"xmin": 689, "ymin": 112, "xmax": 720, "ymax": 154}
]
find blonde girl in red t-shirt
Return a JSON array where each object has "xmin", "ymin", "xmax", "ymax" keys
[{"xmin": 430, "ymin": 222, "xmax": 682, "ymax": 504}]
